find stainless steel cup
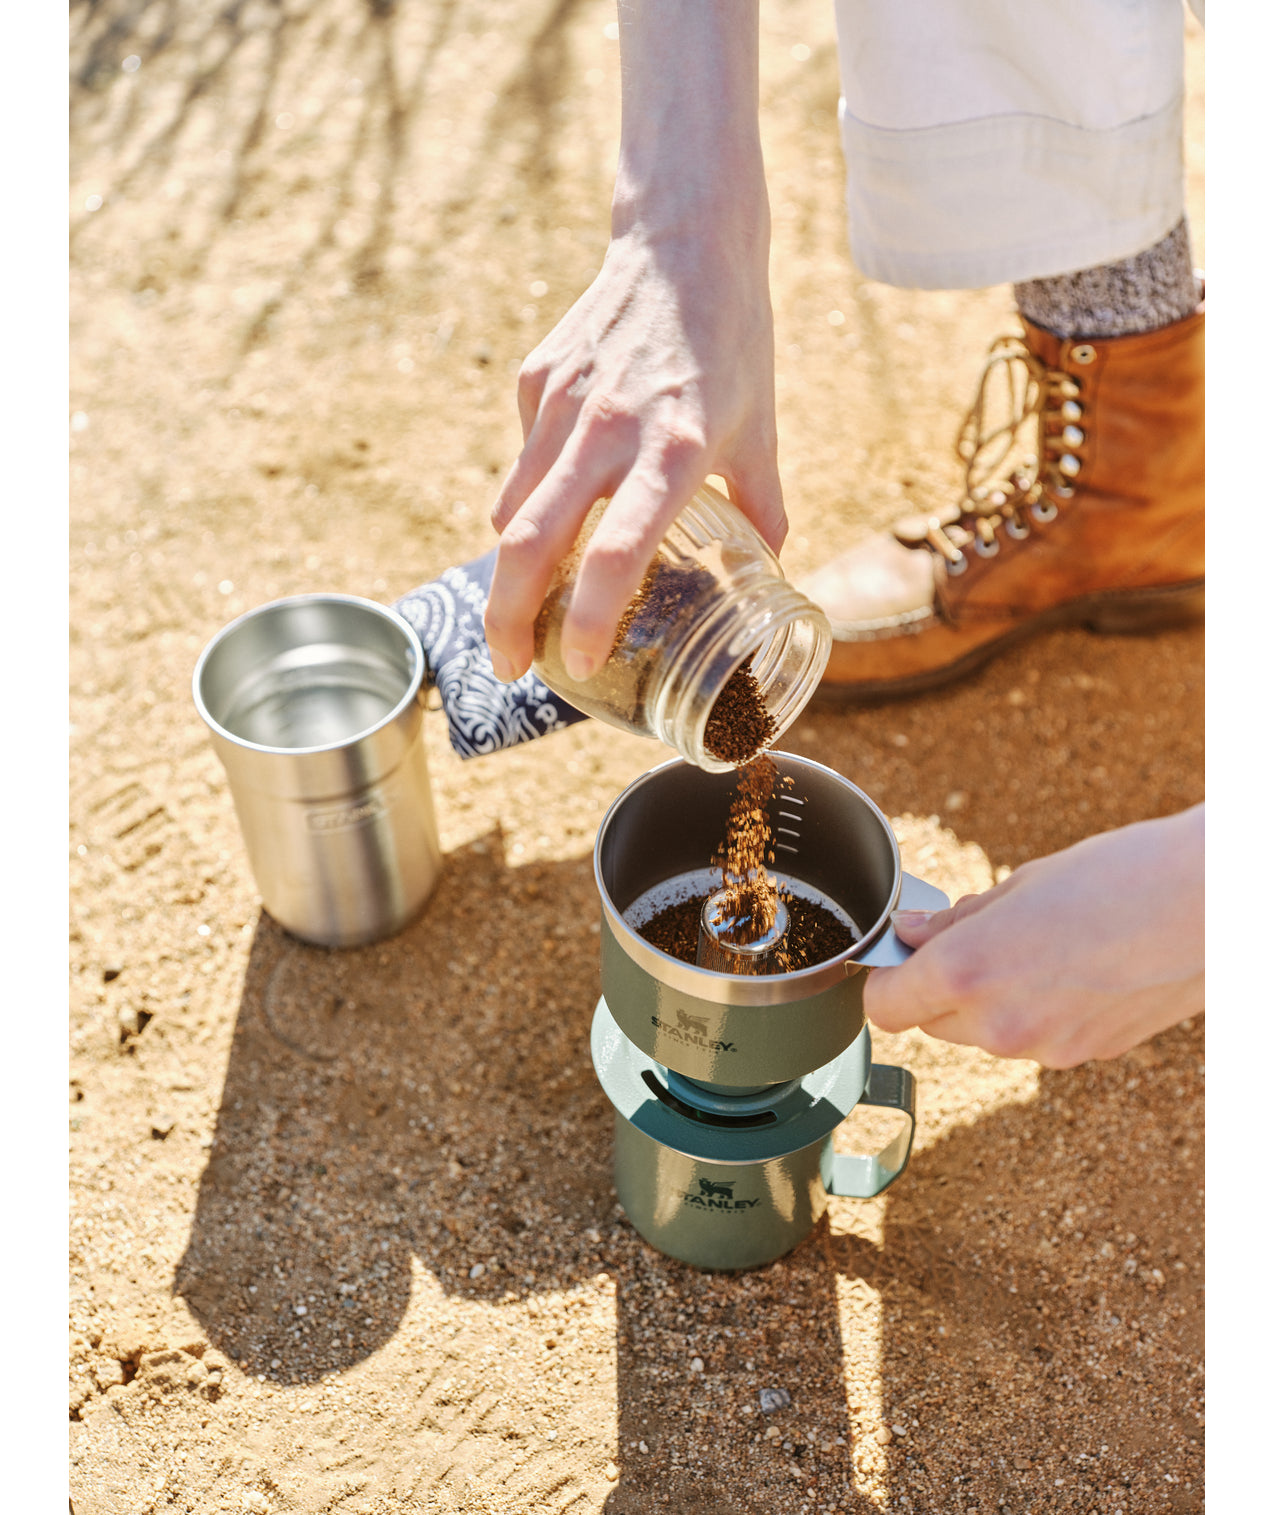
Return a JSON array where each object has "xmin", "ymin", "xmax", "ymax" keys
[{"xmin": 193, "ymin": 594, "xmax": 443, "ymax": 948}]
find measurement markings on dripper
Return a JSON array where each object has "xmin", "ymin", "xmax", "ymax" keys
[{"xmin": 773, "ymin": 792, "xmax": 805, "ymax": 857}]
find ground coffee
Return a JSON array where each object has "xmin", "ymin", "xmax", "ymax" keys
[
  {"xmin": 639, "ymin": 887, "xmax": 856, "ymax": 973},
  {"xmin": 711, "ymin": 754, "xmax": 782, "ymax": 942},
  {"xmin": 703, "ymin": 663, "xmax": 776, "ymax": 765},
  {"xmin": 535, "ymin": 506, "xmax": 840, "ymax": 973}
]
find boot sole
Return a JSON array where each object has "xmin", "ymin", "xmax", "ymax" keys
[{"xmin": 809, "ymin": 578, "xmax": 1205, "ymax": 707}]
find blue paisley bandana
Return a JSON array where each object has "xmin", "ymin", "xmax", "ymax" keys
[{"xmin": 395, "ymin": 549, "xmax": 589, "ymax": 759}]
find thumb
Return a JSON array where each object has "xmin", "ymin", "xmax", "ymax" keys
[
  {"xmin": 890, "ymin": 890, "xmax": 995, "ymax": 948},
  {"xmin": 866, "ymin": 891, "xmax": 1000, "ymax": 1033}
]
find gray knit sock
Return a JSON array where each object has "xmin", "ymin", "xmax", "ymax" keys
[{"xmin": 1014, "ymin": 219, "xmax": 1201, "ymax": 339}]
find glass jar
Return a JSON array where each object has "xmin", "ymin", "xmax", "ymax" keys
[{"xmin": 532, "ymin": 484, "xmax": 831, "ymax": 772}]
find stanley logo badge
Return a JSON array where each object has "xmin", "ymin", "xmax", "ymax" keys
[
  {"xmin": 682, "ymin": 1177, "xmax": 760, "ymax": 1212},
  {"xmin": 650, "ymin": 1013, "xmax": 736, "ymax": 1054},
  {"xmin": 306, "ymin": 796, "xmax": 387, "ymax": 832}
]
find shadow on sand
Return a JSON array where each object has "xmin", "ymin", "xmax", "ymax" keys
[{"xmin": 178, "ymin": 694, "xmax": 1202, "ymax": 1510}]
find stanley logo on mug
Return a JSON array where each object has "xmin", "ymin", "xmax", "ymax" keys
[
  {"xmin": 650, "ymin": 1014, "xmax": 736, "ymax": 1054},
  {"xmin": 682, "ymin": 1178, "xmax": 760, "ymax": 1212}
]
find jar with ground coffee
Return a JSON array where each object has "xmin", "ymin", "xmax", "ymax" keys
[{"xmin": 532, "ymin": 484, "xmax": 831, "ymax": 772}]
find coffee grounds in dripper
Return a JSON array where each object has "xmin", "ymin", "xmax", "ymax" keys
[{"xmin": 640, "ymin": 889, "xmax": 854, "ymax": 973}]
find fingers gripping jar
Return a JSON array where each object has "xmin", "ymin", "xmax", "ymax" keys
[{"xmin": 532, "ymin": 484, "xmax": 832, "ymax": 773}]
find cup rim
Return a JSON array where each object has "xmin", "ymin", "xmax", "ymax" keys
[
  {"xmin": 192, "ymin": 592, "xmax": 426, "ymax": 756},
  {"xmin": 593, "ymin": 751, "xmax": 902, "ymax": 1006}
]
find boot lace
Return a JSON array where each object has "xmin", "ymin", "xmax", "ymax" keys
[{"xmin": 900, "ymin": 334, "xmax": 1086, "ymax": 575}]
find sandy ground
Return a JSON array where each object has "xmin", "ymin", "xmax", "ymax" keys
[{"xmin": 69, "ymin": 3, "xmax": 1204, "ymax": 1512}]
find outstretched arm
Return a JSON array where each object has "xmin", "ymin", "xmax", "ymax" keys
[
  {"xmin": 483, "ymin": 0, "xmax": 785, "ymax": 684},
  {"xmin": 864, "ymin": 806, "xmax": 1204, "ymax": 1068}
]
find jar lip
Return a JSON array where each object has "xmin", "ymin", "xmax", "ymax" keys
[{"xmin": 650, "ymin": 579, "xmax": 831, "ymax": 771}]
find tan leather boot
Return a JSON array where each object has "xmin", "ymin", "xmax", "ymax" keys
[{"xmin": 799, "ymin": 302, "xmax": 1205, "ymax": 702}]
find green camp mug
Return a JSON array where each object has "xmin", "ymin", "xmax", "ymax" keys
[{"xmin": 592, "ymin": 999, "xmax": 914, "ymax": 1271}]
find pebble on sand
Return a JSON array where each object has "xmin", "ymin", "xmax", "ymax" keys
[{"xmin": 759, "ymin": 1387, "xmax": 791, "ymax": 1414}]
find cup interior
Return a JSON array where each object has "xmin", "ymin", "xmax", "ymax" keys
[
  {"xmin": 597, "ymin": 754, "xmax": 900, "ymax": 960},
  {"xmin": 195, "ymin": 596, "xmax": 423, "ymax": 752}
]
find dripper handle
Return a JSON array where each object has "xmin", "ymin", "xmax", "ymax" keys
[
  {"xmin": 853, "ymin": 872, "xmax": 950, "ymax": 970},
  {"xmin": 824, "ymin": 1061, "xmax": 917, "ymax": 1199}
]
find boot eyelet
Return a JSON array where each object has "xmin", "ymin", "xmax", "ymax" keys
[
  {"xmin": 1052, "ymin": 482, "xmax": 1075, "ymax": 500},
  {"xmin": 1031, "ymin": 498, "xmax": 1060, "ymax": 524},
  {"xmin": 1061, "ymin": 400, "xmax": 1083, "ymax": 423},
  {"xmin": 1005, "ymin": 517, "xmax": 1031, "ymax": 541},
  {"xmin": 1072, "ymin": 344, "xmax": 1097, "ymax": 365},
  {"xmin": 1058, "ymin": 379, "xmax": 1082, "ymax": 399},
  {"xmin": 973, "ymin": 535, "xmax": 1000, "ymax": 559},
  {"xmin": 1062, "ymin": 424, "xmax": 1085, "ymax": 449},
  {"xmin": 1058, "ymin": 453, "xmax": 1082, "ymax": 479},
  {"xmin": 945, "ymin": 551, "xmax": 969, "ymax": 576}
]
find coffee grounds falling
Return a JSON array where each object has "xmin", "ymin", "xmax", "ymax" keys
[
  {"xmin": 712, "ymin": 754, "xmax": 782, "ymax": 942},
  {"xmin": 534, "ymin": 507, "xmax": 824, "ymax": 966}
]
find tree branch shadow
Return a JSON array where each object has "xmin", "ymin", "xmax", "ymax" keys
[{"xmin": 70, "ymin": 0, "xmax": 597, "ymax": 377}]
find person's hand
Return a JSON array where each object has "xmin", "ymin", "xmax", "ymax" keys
[
  {"xmin": 482, "ymin": 0, "xmax": 785, "ymax": 685},
  {"xmin": 864, "ymin": 806, "xmax": 1204, "ymax": 1068}
]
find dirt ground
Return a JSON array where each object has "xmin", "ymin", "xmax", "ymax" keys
[{"xmin": 69, "ymin": 3, "xmax": 1205, "ymax": 1512}]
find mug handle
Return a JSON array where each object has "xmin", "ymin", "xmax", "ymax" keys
[
  {"xmin": 853, "ymin": 872, "xmax": 950, "ymax": 970},
  {"xmin": 824, "ymin": 872, "xmax": 948, "ymax": 1196},
  {"xmin": 823, "ymin": 1062, "xmax": 917, "ymax": 1199}
]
